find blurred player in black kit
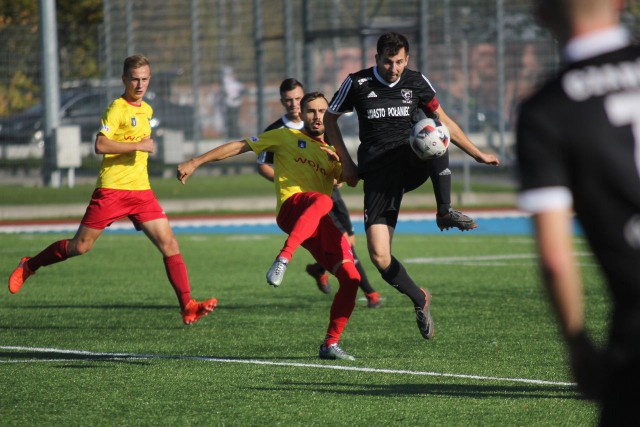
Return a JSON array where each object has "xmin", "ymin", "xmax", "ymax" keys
[
  {"xmin": 257, "ymin": 78, "xmax": 381, "ymax": 307},
  {"xmin": 517, "ymin": 0, "xmax": 640, "ymax": 423},
  {"xmin": 325, "ymin": 32, "xmax": 499, "ymax": 340}
]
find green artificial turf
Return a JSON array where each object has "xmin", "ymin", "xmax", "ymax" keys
[{"xmin": 0, "ymin": 232, "xmax": 603, "ymax": 426}]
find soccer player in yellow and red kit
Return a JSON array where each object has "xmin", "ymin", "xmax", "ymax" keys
[
  {"xmin": 8, "ymin": 55, "xmax": 217, "ymax": 325},
  {"xmin": 177, "ymin": 92, "xmax": 360, "ymax": 360}
]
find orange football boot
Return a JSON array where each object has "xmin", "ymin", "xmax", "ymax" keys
[
  {"xmin": 181, "ymin": 298, "xmax": 218, "ymax": 325},
  {"xmin": 9, "ymin": 257, "xmax": 35, "ymax": 294}
]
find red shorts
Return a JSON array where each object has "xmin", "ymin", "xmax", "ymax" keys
[
  {"xmin": 81, "ymin": 188, "xmax": 167, "ymax": 230},
  {"xmin": 277, "ymin": 192, "xmax": 354, "ymax": 271}
]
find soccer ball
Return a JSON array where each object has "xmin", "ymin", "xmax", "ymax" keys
[{"xmin": 408, "ymin": 118, "xmax": 450, "ymax": 160}]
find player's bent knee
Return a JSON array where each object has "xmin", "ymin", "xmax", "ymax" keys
[
  {"xmin": 70, "ymin": 241, "xmax": 93, "ymax": 256},
  {"xmin": 159, "ymin": 239, "xmax": 180, "ymax": 257},
  {"xmin": 369, "ymin": 253, "xmax": 391, "ymax": 270},
  {"xmin": 316, "ymin": 194, "xmax": 334, "ymax": 215}
]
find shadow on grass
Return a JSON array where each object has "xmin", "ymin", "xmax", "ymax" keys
[
  {"xmin": 11, "ymin": 302, "xmax": 319, "ymax": 311},
  {"xmin": 0, "ymin": 349, "xmax": 313, "ymax": 364},
  {"xmin": 15, "ymin": 304, "xmax": 175, "ymax": 310},
  {"xmin": 0, "ymin": 350, "xmax": 151, "ymax": 366},
  {"xmin": 259, "ymin": 380, "xmax": 581, "ymax": 400}
]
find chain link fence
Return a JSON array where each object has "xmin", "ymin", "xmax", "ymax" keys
[{"xmin": 1, "ymin": 0, "xmax": 639, "ymax": 185}]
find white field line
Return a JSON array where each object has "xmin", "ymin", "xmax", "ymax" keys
[
  {"xmin": 404, "ymin": 252, "xmax": 595, "ymax": 266},
  {"xmin": 0, "ymin": 345, "xmax": 575, "ymax": 388}
]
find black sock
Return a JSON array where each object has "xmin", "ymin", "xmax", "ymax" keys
[
  {"xmin": 352, "ymin": 247, "xmax": 375, "ymax": 294},
  {"xmin": 379, "ymin": 257, "xmax": 426, "ymax": 307},
  {"xmin": 429, "ymin": 152, "xmax": 452, "ymax": 216},
  {"xmin": 437, "ymin": 203, "xmax": 451, "ymax": 216}
]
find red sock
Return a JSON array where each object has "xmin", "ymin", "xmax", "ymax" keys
[
  {"xmin": 324, "ymin": 262, "xmax": 360, "ymax": 346},
  {"xmin": 277, "ymin": 193, "xmax": 333, "ymax": 260},
  {"xmin": 28, "ymin": 239, "xmax": 69, "ymax": 271},
  {"xmin": 163, "ymin": 254, "xmax": 192, "ymax": 311}
]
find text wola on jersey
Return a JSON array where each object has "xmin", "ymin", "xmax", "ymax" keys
[{"xmin": 294, "ymin": 156, "xmax": 332, "ymax": 177}]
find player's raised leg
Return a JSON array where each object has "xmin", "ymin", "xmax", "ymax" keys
[
  {"xmin": 429, "ymin": 153, "xmax": 477, "ymax": 231},
  {"xmin": 269, "ymin": 192, "xmax": 334, "ymax": 287},
  {"xmin": 8, "ymin": 225, "xmax": 102, "ymax": 294}
]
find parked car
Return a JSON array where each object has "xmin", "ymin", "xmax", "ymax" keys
[{"xmin": 0, "ymin": 86, "xmax": 195, "ymax": 147}]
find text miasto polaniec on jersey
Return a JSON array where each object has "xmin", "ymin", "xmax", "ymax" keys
[{"xmin": 329, "ymin": 67, "xmax": 439, "ymax": 175}]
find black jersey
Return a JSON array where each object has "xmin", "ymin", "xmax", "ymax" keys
[
  {"xmin": 264, "ymin": 117, "xmax": 286, "ymax": 132},
  {"xmin": 328, "ymin": 66, "xmax": 438, "ymax": 174},
  {"xmin": 257, "ymin": 115, "xmax": 304, "ymax": 165},
  {"xmin": 517, "ymin": 43, "xmax": 640, "ymax": 299}
]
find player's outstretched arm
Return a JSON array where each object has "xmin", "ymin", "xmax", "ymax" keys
[
  {"xmin": 436, "ymin": 106, "xmax": 500, "ymax": 166},
  {"xmin": 324, "ymin": 112, "xmax": 359, "ymax": 186},
  {"xmin": 177, "ymin": 140, "xmax": 251, "ymax": 184}
]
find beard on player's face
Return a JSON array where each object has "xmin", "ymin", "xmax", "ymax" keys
[{"xmin": 304, "ymin": 122, "xmax": 324, "ymax": 137}]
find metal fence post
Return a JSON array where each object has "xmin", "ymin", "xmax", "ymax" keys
[
  {"xmin": 191, "ymin": 0, "xmax": 202, "ymax": 153},
  {"xmin": 254, "ymin": 0, "xmax": 265, "ymax": 134},
  {"xmin": 39, "ymin": 0, "xmax": 61, "ymax": 188}
]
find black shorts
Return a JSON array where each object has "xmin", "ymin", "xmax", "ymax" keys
[
  {"xmin": 329, "ymin": 187, "xmax": 354, "ymax": 236},
  {"xmin": 361, "ymin": 145, "xmax": 448, "ymax": 229}
]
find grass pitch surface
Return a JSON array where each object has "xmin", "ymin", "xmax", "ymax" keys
[{"xmin": 1, "ymin": 232, "xmax": 603, "ymax": 426}]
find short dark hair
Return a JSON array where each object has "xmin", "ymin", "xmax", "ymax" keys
[
  {"xmin": 123, "ymin": 54, "xmax": 150, "ymax": 76},
  {"xmin": 300, "ymin": 91, "xmax": 328, "ymax": 110},
  {"xmin": 376, "ymin": 32, "xmax": 410, "ymax": 56},
  {"xmin": 279, "ymin": 78, "xmax": 304, "ymax": 96}
]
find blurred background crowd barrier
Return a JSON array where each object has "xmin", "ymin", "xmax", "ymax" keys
[{"xmin": 0, "ymin": 0, "xmax": 638, "ymax": 187}]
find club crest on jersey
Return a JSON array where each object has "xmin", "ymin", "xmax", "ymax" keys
[
  {"xmin": 250, "ymin": 136, "xmax": 259, "ymax": 142},
  {"xmin": 358, "ymin": 77, "xmax": 372, "ymax": 85},
  {"xmin": 131, "ymin": 117, "xmax": 137, "ymax": 127},
  {"xmin": 298, "ymin": 140, "xmax": 306, "ymax": 149},
  {"xmin": 401, "ymin": 89, "xmax": 412, "ymax": 103}
]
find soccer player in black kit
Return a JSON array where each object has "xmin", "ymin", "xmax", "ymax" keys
[
  {"xmin": 324, "ymin": 32, "xmax": 499, "ymax": 340},
  {"xmin": 517, "ymin": 0, "xmax": 640, "ymax": 423}
]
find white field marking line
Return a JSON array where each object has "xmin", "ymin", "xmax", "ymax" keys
[
  {"xmin": 404, "ymin": 252, "xmax": 593, "ymax": 264},
  {"xmin": 0, "ymin": 345, "xmax": 575, "ymax": 387}
]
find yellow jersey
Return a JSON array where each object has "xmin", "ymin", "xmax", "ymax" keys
[
  {"xmin": 96, "ymin": 97, "xmax": 154, "ymax": 190},
  {"xmin": 246, "ymin": 128, "xmax": 342, "ymax": 213}
]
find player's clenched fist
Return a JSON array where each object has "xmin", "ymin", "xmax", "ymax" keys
[{"xmin": 176, "ymin": 159, "xmax": 196, "ymax": 184}]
